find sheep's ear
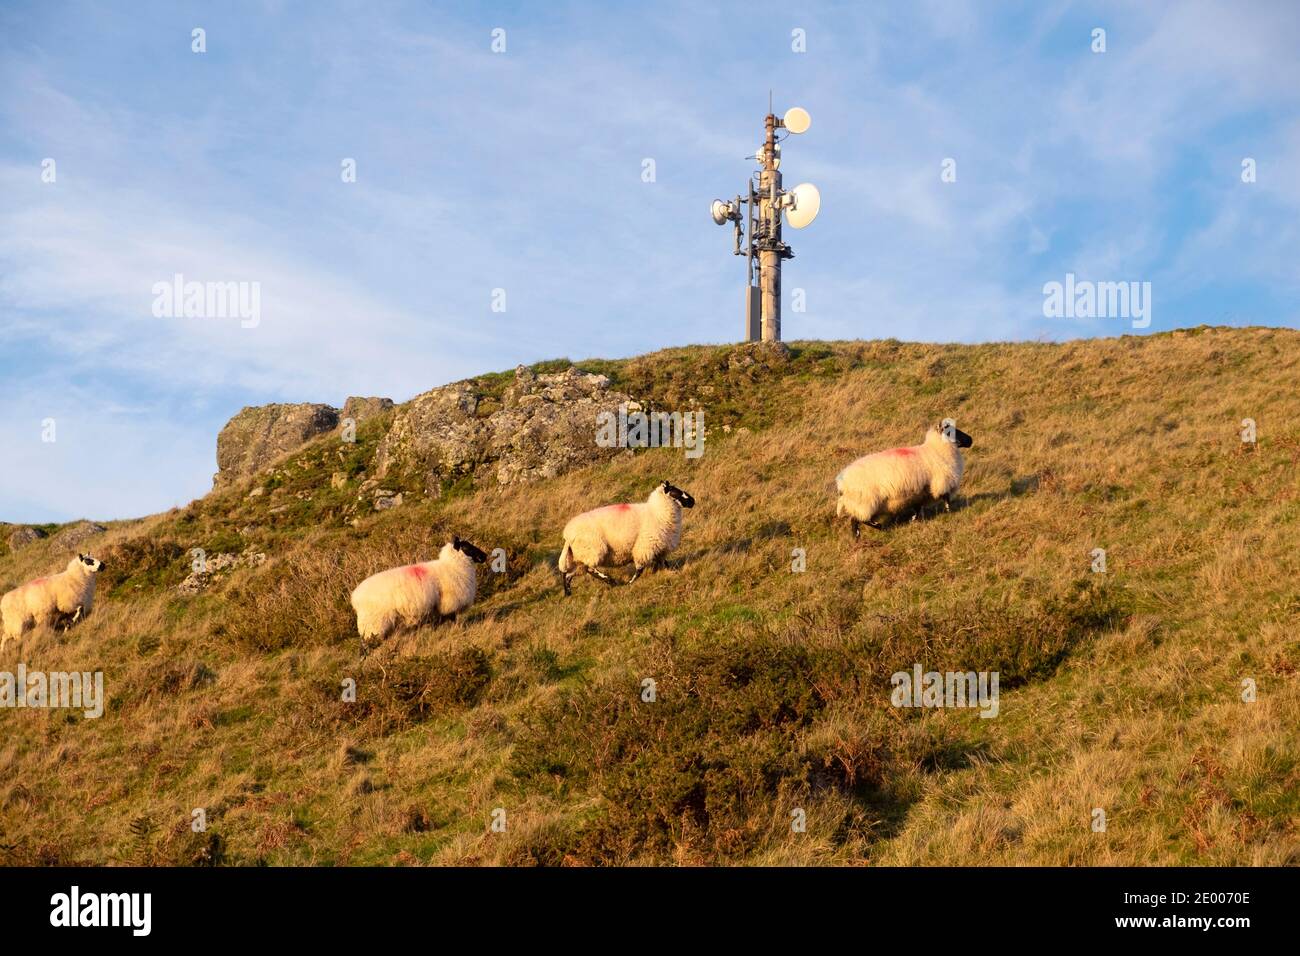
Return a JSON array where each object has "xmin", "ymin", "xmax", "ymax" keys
[{"xmin": 452, "ymin": 534, "xmax": 461, "ymax": 546}]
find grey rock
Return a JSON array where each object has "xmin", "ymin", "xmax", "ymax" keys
[
  {"xmin": 372, "ymin": 383, "xmax": 484, "ymax": 492},
  {"xmin": 177, "ymin": 548, "xmax": 267, "ymax": 595},
  {"xmin": 341, "ymin": 396, "xmax": 394, "ymax": 424},
  {"xmin": 374, "ymin": 366, "xmax": 636, "ymax": 492},
  {"xmin": 214, "ymin": 403, "xmax": 340, "ymax": 486},
  {"xmin": 6, "ymin": 526, "xmax": 47, "ymax": 551},
  {"xmin": 51, "ymin": 521, "xmax": 107, "ymax": 551}
]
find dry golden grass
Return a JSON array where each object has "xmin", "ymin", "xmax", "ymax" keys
[{"xmin": 1, "ymin": 327, "xmax": 1297, "ymax": 866}]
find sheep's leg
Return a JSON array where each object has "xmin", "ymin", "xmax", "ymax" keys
[
  {"xmin": 850, "ymin": 517, "xmax": 861, "ymax": 539},
  {"xmin": 586, "ymin": 567, "xmax": 618, "ymax": 587},
  {"xmin": 562, "ymin": 571, "xmax": 575, "ymax": 596},
  {"xmin": 915, "ymin": 496, "xmax": 948, "ymax": 520},
  {"xmin": 626, "ymin": 565, "xmax": 643, "ymax": 584}
]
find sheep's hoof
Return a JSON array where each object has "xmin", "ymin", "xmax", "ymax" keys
[{"xmin": 626, "ymin": 568, "xmax": 643, "ymax": 585}]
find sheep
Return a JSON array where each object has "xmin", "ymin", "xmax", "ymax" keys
[
  {"xmin": 558, "ymin": 480, "xmax": 696, "ymax": 595},
  {"xmin": 1, "ymin": 553, "xmax": 105, "ymax": 654},
  {"xmin": 835, "ymin": 422, "xmax": 974, "ymax": 537},
  {"xmin": 349, "ymin": 535, "xmax": 488, "ymax": 648}
]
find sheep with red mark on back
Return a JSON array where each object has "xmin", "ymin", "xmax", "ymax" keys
[
  {"xmin": 557, "ymin": 480, "xmax": 695, "ymax": 595},
  {"xmin": 349, "ymin": 536, "xmax": 488, "ymax": 647},
  {"xmin": 835, "ymin": 422, "xmax": 974, "ymax": 536}
]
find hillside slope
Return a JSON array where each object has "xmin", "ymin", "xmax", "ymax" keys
[{"xmin": 1, "ymin": 327, "xmax": 1297, "ymax": 866}]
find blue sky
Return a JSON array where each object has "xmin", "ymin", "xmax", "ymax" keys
[{"xmin": 2, "ymin": 0, "xmax": 1297, "ymax": 522}]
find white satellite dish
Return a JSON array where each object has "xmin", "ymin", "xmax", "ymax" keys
[
  {"xmin": 783, "ymin": 107, "xmax": 812, "ymax": 134},
  {"xmin": 784, "ymin": 182, "xmax": 821, "ymax": 229},
  {"xmin": 710, "ymin": 199, "xmax": 735, "ymax": 225}
]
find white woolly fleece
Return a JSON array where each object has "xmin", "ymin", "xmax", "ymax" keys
[
  {"xmin": 1, "ymin": 556, "xmax": 100, "ymax": 651},
  {"xmin": 559, "ymin": 485, "xmax": 684, "ymax": 572},
  {"xmin": 836, "ymin": 426, "xmax": 965, "ymax": 524},
  {"xmin": 350, "ymin": 542, "xmax": 478, "ymax": 642}
]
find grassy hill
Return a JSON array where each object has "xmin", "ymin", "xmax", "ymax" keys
[{"xmin": 2, "ymin": 326, "xmax": 1297, "ymax": 866}]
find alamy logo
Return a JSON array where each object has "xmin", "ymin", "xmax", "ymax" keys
[
  {"xmin": 151, "ymin": 273, "xmax": 261, "ymax": 328},
  {"xmin": 50, "ymin": 886, "xmax": 151, "ymax": 936},
  {"xmin": 595, "ymin": 403, "xmax": 704, "ymax": 459},
  {"xmin": 890, "ymin": 664, "xmax": 1000, "ymax": 718},
  {"xmin": 0, "ymin": 665, "xmax": 104, "ymax": 719},
  {"xmin": 1042, "ymin": 272, "xmax": 1151, "ymax": 328}
]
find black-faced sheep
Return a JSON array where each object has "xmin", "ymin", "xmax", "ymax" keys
[
  {"xmin": 835, "ymin": 422, "xmax": 973, "ymax": 536},
  {"xmin": 1, "ymin": 553, "xmax": 105, "ymax": 653},
  {"xmin": 349, "ymin": 536, "xmax": 488, "ymax": 646},
  {"xmin": 558, "ymin": 480, "xmax": 695, "ymax": 594}
]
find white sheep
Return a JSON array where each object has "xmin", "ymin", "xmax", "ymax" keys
[
  {"xmin": 1, "ymin": 554, "xmax": 105, "ymax": 653},
  {"xmin": 558, "ymin": 480, "xmax": 696, "ymax": 595},
  {"xmin": 349, "ymin": 536, "xmax": 488, "ymax": 647},
  {"xmin": 835, "ymin": 422, "xmax": 974, "ymax": 536}
]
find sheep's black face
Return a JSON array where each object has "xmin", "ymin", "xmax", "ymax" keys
[
  {"xmin": 661, "ymin": 481, "xmax": 695, "ymax": 508},
  {"xmin": 937, "ymin": 424, "xmax": 974, "ymax": 449},
  {"xmin": 453, "ymin": 538, "xmax": 489, "ymax": 563},
  {"xmin": 79, "ymin": 554, "xmax": 104, "ymax": 572}
]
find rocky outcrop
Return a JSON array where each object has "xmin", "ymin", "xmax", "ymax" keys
[
  {"xmin": 341, "ymin": 396, "xmax": 394, "ymax": 424},
  {"xmin": 486, "ymin": 367, "xmax": 638, "ymax": 485},
  {"xmin": 371, "ymin": 383, "xmax": 482, "ymax": 490},
  {"xmin": 210, "ymin": 365, "xmax": 639, "ymax": 499},
  {"xmin": 6, "ymin": 526, "xmax": 47, "ymax": 551},
  {"xmin": 373, "ymin": 365, "xmax": 636, "ymax": 493},
  {"xmin": 177, "ymin": 548, "xmax": 267, "ymax": 595},
  {"xmin": 51, "ymin": 521, "xmax": 107, "ymax": 551},
  {"xmin": 215, "ymin": 403, "xmax": 341, "ymax": 486}
]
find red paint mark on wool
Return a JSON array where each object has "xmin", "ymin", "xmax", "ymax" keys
[
  {"xmin": 889, "ymin": 447, "xmax": 917, "ymax": 457},
  {"xmin": 406, "ymin": 564, "xmax": 430, "ymax": 580}
]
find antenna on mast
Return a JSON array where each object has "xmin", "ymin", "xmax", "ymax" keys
[{"xmin": 708, "ymin": 102, "xmax": 821, "ymax": 343}]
